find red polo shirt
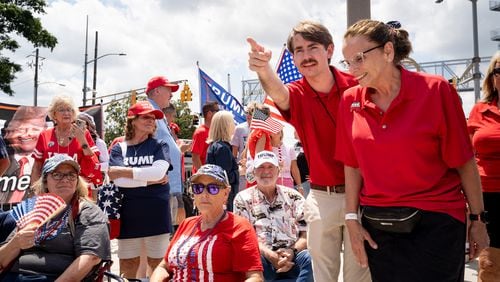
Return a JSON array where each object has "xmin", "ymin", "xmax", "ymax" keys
[
  {"xmin": 191, "ymin": 124, "xmax": 209, "ymax": 171},
  {"xmin": 468, "ymin": 98, "xmax": 500, "ymax": 192},
  {"xmin": 279, "ymin": 67, "xmax": 358, "ymax": 186},
  {"xmin": 335, "ymin": 68, "xmax": 473, "ymax": 222}
]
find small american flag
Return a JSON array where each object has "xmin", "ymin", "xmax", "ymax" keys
[{"xmin": 250, "ymin": 107, "xmax": 284, "ymax": 134}]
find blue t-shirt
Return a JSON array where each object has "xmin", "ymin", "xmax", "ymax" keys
[
  {"xmin": 109, "ymin": 137, "xmax": 172, "ymax": 238},
  {"xmin": 149, "ymin": 98, "xmax": 183, "ymax": 194}
]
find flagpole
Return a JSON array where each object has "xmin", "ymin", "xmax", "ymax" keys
[
  {"xmin": 197, "ymin": 61, "xmax": 202, "ymax": 113},
  {"xmin": 274, "ymin": 43, "xmax": 287, "ymax": 72}
]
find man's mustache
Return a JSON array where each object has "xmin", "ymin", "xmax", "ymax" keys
[{"xmin": 300, "ymin": 59, "xmax": 318, "ymax": 67}]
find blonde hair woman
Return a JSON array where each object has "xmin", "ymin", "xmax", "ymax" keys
[
  {"xmin": 468, "ymin": 51, "xmax": 500, "ymax": 248},
  {"xmin": 206, "ymin": 110, "xmax": 239, "ymax": 211}
]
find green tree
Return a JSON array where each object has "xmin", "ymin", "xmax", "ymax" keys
[
  {"xmin": 172, "ymin": 100, "xmax": 197, "ymax": 140},
  {"xmin": 0, "ymin": 0, "xmax": 58, "ymax": 95},
  {"xmin": 104, "ymin": 98, "xmax": 130, "ymax": 144}
]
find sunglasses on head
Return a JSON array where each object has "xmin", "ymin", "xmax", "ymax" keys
[
  {"xmin": 191, "ymin": 183, "xmax": 224, "ymax": 195},
  {"xmin": 493, "ymin": 68, "xmax": 500, "ymax": 75}
]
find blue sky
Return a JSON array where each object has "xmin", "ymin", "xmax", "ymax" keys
[{"xmin": 2, "ymin": 0, "xmax": 499, "ymax": 116}]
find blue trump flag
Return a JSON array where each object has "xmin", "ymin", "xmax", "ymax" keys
[{"xmin": 198, "ymin": 68, "xmax": 246, "ymax": 124}]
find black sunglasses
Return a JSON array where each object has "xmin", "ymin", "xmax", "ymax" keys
[
  {"xmin": 191, "ymin": 183, "xmax": 224, "ymax": 195},
  {"xmin": 493, "ymin": 68, "xmax": 500, "ymax": 75}
]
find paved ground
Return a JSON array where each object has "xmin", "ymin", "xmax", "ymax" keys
[{"xmin": 108, "ymin": 239, "xmax": 479, "ymax": 281}]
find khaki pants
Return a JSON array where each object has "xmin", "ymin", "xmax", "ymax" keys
[{"xmin": 304, "ymin": 189, "xmax": 371, "ymax": 282}]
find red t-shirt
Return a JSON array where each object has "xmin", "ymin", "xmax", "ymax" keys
[
  {"xmin": 335, "ymin": 68, "xmax": 473, "ymax": 222},
  {"xmin": 468, "ymin": 98, "xmax": 500, "ymax": 192},
  {"xmin": 165, "ymin": 212, "xmax": 263, "ymax": 281},
  {"xmin": 33, "ymin": 128, "xmax": 102, "ymax": 185},
  {"xmin": 191, "ymin": 124, "xmax": 210, "ymax": 170},
  {"xmin": 279, "ymin": 67, "xmax": 358, "ymax": 186}
]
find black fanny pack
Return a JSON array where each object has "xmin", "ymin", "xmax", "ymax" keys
[{"xmin": 362, "ymin": 206, "xmax": 422, "ymax": 234}]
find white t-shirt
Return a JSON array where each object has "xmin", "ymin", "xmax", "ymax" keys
[
  {"xmin": 272, "ymin": 143, "xmax": 296, "ymax": 179},
  {"xmin": 230, "ymin": 122, "xmax": 249, "ymax": 162}
]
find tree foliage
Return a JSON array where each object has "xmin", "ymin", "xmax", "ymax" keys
[
  {"xmin": 0, "ymin": 0, "xmax": 58, "ymax": 95},
  {"xmin": 104, "ymin": 97, "xmax": 131, "ymax": 145},
  {"xmin": 104, "ymin": 97, "xmax": 197, "ymax": 145},
  {"xmin": 172, "ymin": 100, "xmax": 197, "ymax": 140}
]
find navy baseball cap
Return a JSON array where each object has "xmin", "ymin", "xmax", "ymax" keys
[{"xmin": 190, "ymin": 164, "xmax": 229, "ymax": 186}]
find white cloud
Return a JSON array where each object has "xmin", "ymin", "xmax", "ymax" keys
[{"xmin": 3, "ymin": 0, "xmax": 499, "ymax": 114}]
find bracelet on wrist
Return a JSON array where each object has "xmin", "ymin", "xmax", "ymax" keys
[{"xmin": 345, "ymin": 213, "xmax": 359, "ymax": 221}]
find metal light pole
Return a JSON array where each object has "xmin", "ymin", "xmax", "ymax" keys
[
  {"xmin": 92, "ymin": 31, "xmax": 98, "ymax": 105},
  {"xmin": 83, "ymin": 15, "xmax": 89, "ymax": 106},
  {"xmin": 436, "ymin": 0, "xmax": 481, "ymax": 101},
  {"xmin": 86, "ymin": 52, "xmax": 126, "ymax": 105},
  {"xmin": 471, "ymin": 0, "xmax": 481, "ymax": 101}
]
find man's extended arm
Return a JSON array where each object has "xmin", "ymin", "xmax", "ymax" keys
[{"xmin": 247, "ymin": 37, "xmax": 291, "ymax": 111}]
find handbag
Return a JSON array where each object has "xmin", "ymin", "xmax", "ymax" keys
[
  {"xmin": 96, "ymin": 142, "xmax": 126, "ymax": 239},
  {"xmin": 362, "ymin": 206, "xmax": 422, "ymax": 234}
]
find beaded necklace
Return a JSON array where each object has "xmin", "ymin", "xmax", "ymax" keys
[{"xmin": 175, "ymin": 210, "xmax": 227, "ymax": 269}]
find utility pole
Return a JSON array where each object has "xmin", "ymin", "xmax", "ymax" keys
[
  {"xmin": 34, "ymin": 48, "xmax": 39, "ymax": 106},
  {"xmin": 27, "ymin": 49, "xmax": 45, "ymax": 106},
  {"xmin": 92, "ymin": 31, "xmax": 98, "ymax": 105}
]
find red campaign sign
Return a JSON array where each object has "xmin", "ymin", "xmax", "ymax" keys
[{"xmin": 0, "ymin": 102, "xmax": 103, "ymax": 206}]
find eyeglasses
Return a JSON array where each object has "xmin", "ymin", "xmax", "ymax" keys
[
  {"xmin": 56, "ymin": 108, "xmax": 74, "ymax": 113},
  {"xmin": 493, "ymin": 68, "xmax": 500, "ymax": 77},
  {"xmin": 191, "ymin": 183, "xmax": 224, "ymax": 195},
  {"xmin": 50, "ymin": 172, "xmax": 78, "ymax": 181},
  {"xmin": 340, "ymin": 44, "xmax": 385, "ymax": 69}
]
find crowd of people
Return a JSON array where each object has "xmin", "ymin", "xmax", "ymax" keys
[{"xmin": 0, "ymin": 18, "xmax": 498, "ymax": 282}]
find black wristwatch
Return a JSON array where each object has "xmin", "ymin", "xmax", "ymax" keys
[{"xmin": 469, "ymin": 211, "xmax": 489, "ymax": 224}]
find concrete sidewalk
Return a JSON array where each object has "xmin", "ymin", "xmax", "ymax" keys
[{"xmin": 108, "ymin": 239, "xmax": 479, "ymax": 281}]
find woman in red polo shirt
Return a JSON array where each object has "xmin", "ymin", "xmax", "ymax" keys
[
  {"xmin": 335, "ymin": 19, "xmax": 489, "ymax": 282},
  {"xmin": 468, "ymin": 52, "xmax": 500, "ymax": 248}
]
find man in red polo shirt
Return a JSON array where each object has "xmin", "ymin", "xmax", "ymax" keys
[
  {"xmin": 191, "ymin": 101, "xmax": 219, "ymax": 172},
  {"xmin": 247, "ymin": 21, "xmax": 370, "ymax": 282}
]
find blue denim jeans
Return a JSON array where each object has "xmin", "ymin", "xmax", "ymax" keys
[{"xmin": 261, "ymin": 250, "xmax": 314, "ymax": 282}]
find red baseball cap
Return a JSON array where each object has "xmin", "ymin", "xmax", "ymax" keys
[
  {"xmin": 127, "ymin": 101, "xmax": 164, "ymax": 119},
  {"xmin": 146, "ymin": 76, "xmax": 179, "ymax": 93}
]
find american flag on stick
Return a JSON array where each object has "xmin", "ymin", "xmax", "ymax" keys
[{"xmin": 250, "ymin": 107, "xmax": 284, "ymax": 134}]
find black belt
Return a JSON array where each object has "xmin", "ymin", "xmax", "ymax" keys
[{"xmin": 310, "ymin": 184, "xmax": 345, "ymax": 194}]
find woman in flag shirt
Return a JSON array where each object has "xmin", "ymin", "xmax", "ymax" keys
[{"xmin": 150, "ymin": 164, "xmax": 263, "ymax": 282}]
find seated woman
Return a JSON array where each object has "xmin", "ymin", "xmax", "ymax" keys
[
  {"xmin": 150, "ymin": 164, "xmax": 264, "ymax": 282},
  {"xmin": 0, "ymin": 154, "xmax": 111, "ymax": 281}
]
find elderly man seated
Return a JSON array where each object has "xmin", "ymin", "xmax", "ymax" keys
[{"xmin": 234, "ymin": 151, "xmax": 313, "ymax": 282}]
